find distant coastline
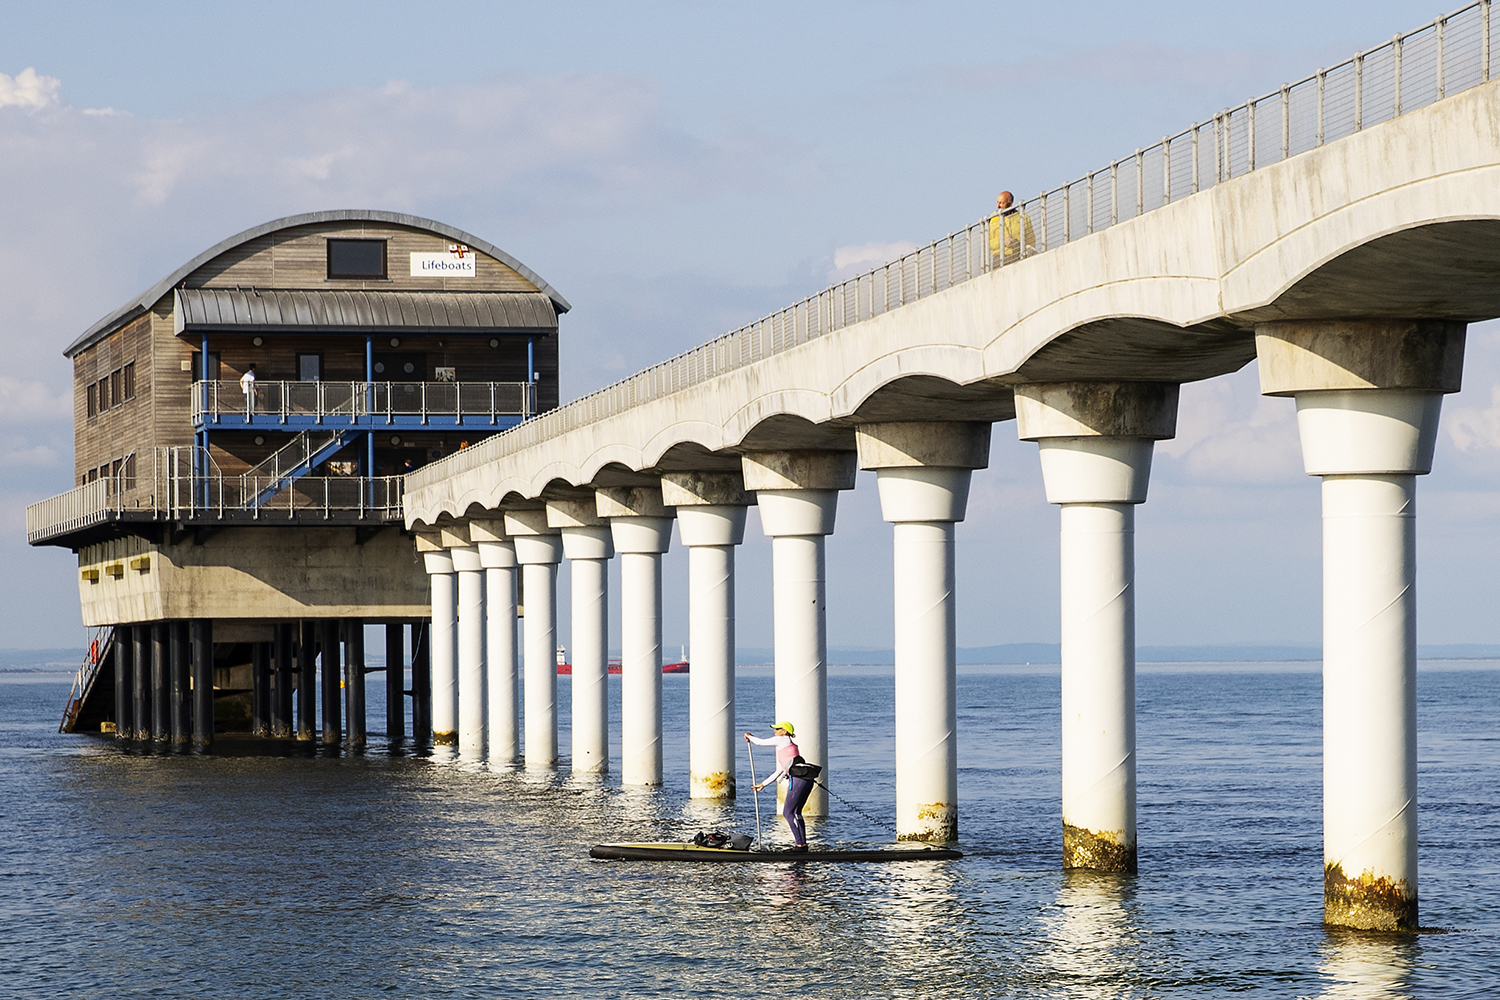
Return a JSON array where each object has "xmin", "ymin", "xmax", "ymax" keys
[{"xmin": 7, "ymin": 642, "xmax": 1500, "ymax": 673}]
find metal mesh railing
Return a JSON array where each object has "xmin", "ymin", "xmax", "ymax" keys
[
  {"xmin": 192, "ymin": 380, "xmax": 535, "ymax": 424},
  {"xmin": 26, "ymin": 447, "xmax": 405, "ymax": 541},
  {"xmin": 409, "ymin": 1, "xmax": 1499, "ymax": 493}
]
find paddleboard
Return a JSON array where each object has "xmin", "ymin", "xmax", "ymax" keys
[{"xmin": 589, "ymin": 842, "xmax": 962, "ymax": 862}]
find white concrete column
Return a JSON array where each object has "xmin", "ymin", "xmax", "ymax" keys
[
  {"xmin": 504, "ymin": 509, "xmax": 563, "ymax": 769},
  {"xmin": 418, "ymin": 532, "xmax": 459, "ymax": 747},
  {"xmin": 742, "ymin": 451, "xmax": 857, "ymax": 817},
  {"xmin": 662, "ymin": 471, "xmax": 753, "ymax": 800},
  {"xmin": 472, "ymin": 519, "xmax": 519, "ymax": 764},
  {"xmin": 548, "ymin": 498, "xmax": 613, "ymax": 775},
  {"xmin": 857, "ymin": 422, "xmax": 992, "ymax": 843},
  {"xmin": 1016, "ymin": 382, "xmax": 1179, "ymax": 873},
  {"xmin": 452, "ymin": 544, "xmax": 487, "ymax": 757},
  {"xmin": 1257, "ymin": 318, "xmax": 1466, "ymax": 931},
  {"xmin": 599, "ymin": 486, "xmax": 675, "ymax": 787}
]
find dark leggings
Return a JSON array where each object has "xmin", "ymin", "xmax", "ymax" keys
[{"xmin": 783, "ymin": 776, "xmax": 814, "ymax": 845}]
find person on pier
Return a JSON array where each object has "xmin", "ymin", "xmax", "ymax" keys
[
  {"xmin": 988, "ymin": 190, "xmax": 1035, "ymax": 267},
  {"xmin": 746, "ymin": 722, "xmax": 812, "ymax": 852}
]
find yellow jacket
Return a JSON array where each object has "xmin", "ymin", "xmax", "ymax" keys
[{"xmin": 987, "ymin": 209, "xmax": 1036, "ymax": 264}]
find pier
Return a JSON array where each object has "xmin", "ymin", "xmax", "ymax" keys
[{"xmin": 31, "ymin": 3, "xmax": 1500, "ymax": 933}]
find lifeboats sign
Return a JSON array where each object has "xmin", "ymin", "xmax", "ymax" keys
[{"xmin": 410, "ymin": 244, "xmax": 476, "ymax": 277}]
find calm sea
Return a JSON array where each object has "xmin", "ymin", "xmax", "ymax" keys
[{"xmin": 1, "ymin": 662, "xmax": 1496, "ymax": 998}]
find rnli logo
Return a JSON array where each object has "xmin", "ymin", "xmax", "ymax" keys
[{"xmin": 410, "ymin": 250, "xmax": 476, "ymax": 277}]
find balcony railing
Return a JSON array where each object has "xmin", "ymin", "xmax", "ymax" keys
[
  {"xmin": 26, "ymin": 447, "xmax": 404, "ymax": 544},
  {"xmin": 411, "ymin": 1, "xmax": 1500, "ymax": 490},
  {"xmin": 191, "ymin": 380, "xmax": 535, "ymax": 426}
]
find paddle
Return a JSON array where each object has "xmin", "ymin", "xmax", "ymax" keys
[{"xmin": 746, "ymin": 738, "xmax": 764, "ymax": 847}]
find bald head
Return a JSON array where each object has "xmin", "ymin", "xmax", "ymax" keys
[{"xmin": 997, "ymin": 191, "xmax": 1014, "ymax": 211}]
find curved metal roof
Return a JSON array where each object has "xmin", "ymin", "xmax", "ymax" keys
[
  {"xmin": 175, "ymin": 288, "xmax": 557, "ymax": 333},
  {"xmin": 64, "ymin": 209, "xmax": 571, "ymax": 358}
]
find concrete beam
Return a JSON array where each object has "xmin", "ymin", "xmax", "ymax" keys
[
  {"xmin": 1014, "ymin": 382, "xmax": 1179, "ymax": 441},
  {"xmin": 596, "ymin": 486, "xmax": 672, "ymax": 519},
  {"xmin": 1256, "ymin": 319, "xmax": 1466, "ymax": 396},
  {"xmin": 855, "ymin": 421, "xmax": 992, "ymax": 470},
  {"xmin": 660, "ymin": 471, "xmax": 753, "ymax": 507},
  {"xmin": 741, "ymin": 451, "xmax": 857, "ymax": 492}
]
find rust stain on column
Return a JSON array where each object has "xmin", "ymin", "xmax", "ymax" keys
[
  {"xmin": 695, "ymin": 770, "xmax": 735, "ymax": 796},
  {"xmin": 1324, "ymin": 862, "xmax": 1417, "ymax": 931},
  {"xmin": 899, "ymin": 802, "xmax": 957, "ymax": 843},
  {"xmin": 1063, "ymin": 822, "xmax": 1137, "ymax": 873}
]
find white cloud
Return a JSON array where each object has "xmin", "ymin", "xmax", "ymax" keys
[
  {"xmin": 0, "ymin": 378, "xmax": 70, "ymax": 422},
  {"xmin": 0, "ymin": 444, "xmax": 59, "ymax": 468},
  {"xmin": 1154, "ymin": 366, "xmax": 1304, "ymax": 484},
  {"xmin": 1445, "ymin": 384, "xmax": 1500, "ymax": 452},
  {"xmin": 0, "ymin": 68, "xmax": 62, "ymax": 111},
  {"xmin": 830, "ymin": 240, "xmax": 918, "ymax": 280}
]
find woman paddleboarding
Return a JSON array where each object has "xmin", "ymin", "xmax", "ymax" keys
[{"xmin": 745, "ymin": 722, "xmax": 813, "ymax": 853}]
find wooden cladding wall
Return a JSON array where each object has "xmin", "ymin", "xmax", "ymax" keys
[
  {"xmin": 150, "ymin": 299, "xmax": 195, "ymax": 452},
  {"xmin": 186, "ymin": 222, "xmax": 541, "ymax": 293},
  {"xmin": 73, "ymin": 313, "xmax": 155, "ymax": 483}
]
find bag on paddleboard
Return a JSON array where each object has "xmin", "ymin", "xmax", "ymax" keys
[
  {"xmin": 787, "ymin": 756, "xmax": 822, "ymax": 780},
  {"xmin": 692, "ymin": 830, "xmax": 753, "ymax": 851}
]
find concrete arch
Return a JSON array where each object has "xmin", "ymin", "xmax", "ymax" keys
[
  {"xmin": 830, "ymin": 345, "xmax": 989, "ymax": 419},
  {"xmin": 641, "ymin": 421, "xmax": 732, "ymax": 469},
  {"xmin": 723, "ymin": 388, "xmax": 841, "ymax": 447}
]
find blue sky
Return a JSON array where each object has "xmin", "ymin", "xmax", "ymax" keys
[{"xmin": 5, "ymin": 0, "xmax": 1499, "ymax": 652}]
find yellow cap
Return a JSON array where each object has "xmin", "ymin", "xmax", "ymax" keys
[{"xmin": 771, "ymin": 721, "xmax": 795, "ymax": 736}]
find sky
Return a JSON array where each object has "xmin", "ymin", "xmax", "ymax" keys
[{"xmin": 5, "ymin": 0, "xmax": 1500, "ymax": 654}]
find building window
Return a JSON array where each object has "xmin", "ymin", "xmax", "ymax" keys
[
  {"xmin": 109, "ymin": 370, "xmax": 122, "ymax": 407},
  {"xmin": 298, "ymin": 353, "xmax": 323, "ymax": 382},
  {"xmin": 122, "ymin": 362, "xmax": 135, "ymax": 401},
  {"xmin": 87, "ymin": 383, "xmax": 98, "ymax": 418},
  {"xmin": 123, "ymin": 453, "xmax": 137, "ymax": 490},
  {"xmin": 327, "ymin": 239, "xmax": 387, "ymax": 279}
]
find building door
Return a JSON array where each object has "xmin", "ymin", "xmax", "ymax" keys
[{"xmin": 297, "ymin": 353, "xmax": 323, "ymax": 382}]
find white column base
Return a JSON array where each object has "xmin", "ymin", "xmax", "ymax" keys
[
  {"xmin": 423, "ymin": 550, "xmax": 458, "ymax": 747},
  {"xmin": 612, "ymin": 516, "xmax": 673, "ymax": 787},
  {"xmin": 453, "ymin": 546, "xmax": 486, "ymax": 758}
]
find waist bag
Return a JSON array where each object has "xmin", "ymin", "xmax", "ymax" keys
[{"xmin": 787, "ymin": 756, "xmax": 822, "ymax": 780}]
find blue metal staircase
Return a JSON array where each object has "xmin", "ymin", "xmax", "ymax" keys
[{"xmin": 241, "ymin": 428, "xmax": 357, "ymax": 510}]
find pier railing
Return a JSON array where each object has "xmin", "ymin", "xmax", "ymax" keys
[
  {"xmin": 26, "ymin": 447, "xmax": 405, "ymax": 543},
  {"xmin": 409, "ymin": 0, "xmax": 1499, "ymax": 491},
  {"xmin": 193, "ymin": 380, "xmax": 535, "ymax": 425}
]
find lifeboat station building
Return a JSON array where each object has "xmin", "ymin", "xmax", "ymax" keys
[{"xmin": 26, "ymin": 210, "xmax": 569, "ymax": 746}]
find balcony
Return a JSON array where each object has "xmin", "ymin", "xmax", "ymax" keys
[
  {"xmin": 26, "ymin": 447, "xmax": 404, "ymax": 548},
  {"xmin": 191, "ymin": 380, "xmax": 535, "ymax": 430}
]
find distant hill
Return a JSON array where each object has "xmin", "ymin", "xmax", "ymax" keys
[
  {"xmin": 0, "ymin": 648, "xmax": 85, "ymax": 671},
  {"xmin": 7, "ymin": 640, "xmax": 1499, "ymax": 674},
  {"xmin": 734, "ymin": 643, "xmax": 1500, "ymax": 665}
]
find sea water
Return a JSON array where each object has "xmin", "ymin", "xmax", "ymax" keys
[{"xmin": 1, "ymin": 662, "xmax": 1496, "ymax": 998}]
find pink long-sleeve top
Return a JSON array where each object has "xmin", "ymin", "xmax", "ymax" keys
[{"xmin": 747, "ymin": 733, "xmax": 799, "ymax": 785}]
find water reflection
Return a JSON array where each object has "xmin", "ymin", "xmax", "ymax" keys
[
  {"xmin": 753, "ymin": 863, "xmax": 812, "ymax": 905},
  {"xmin": 1038, "ymin": 871, "xmax": 1142, "ymax": 998},
  {"xmin": 678, "ymin": 796, "xmax": 736, "ymax": 833},
  {"xmin": 1316, "ymin": 928, "xmax": 1418, "ymax": 999}
]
